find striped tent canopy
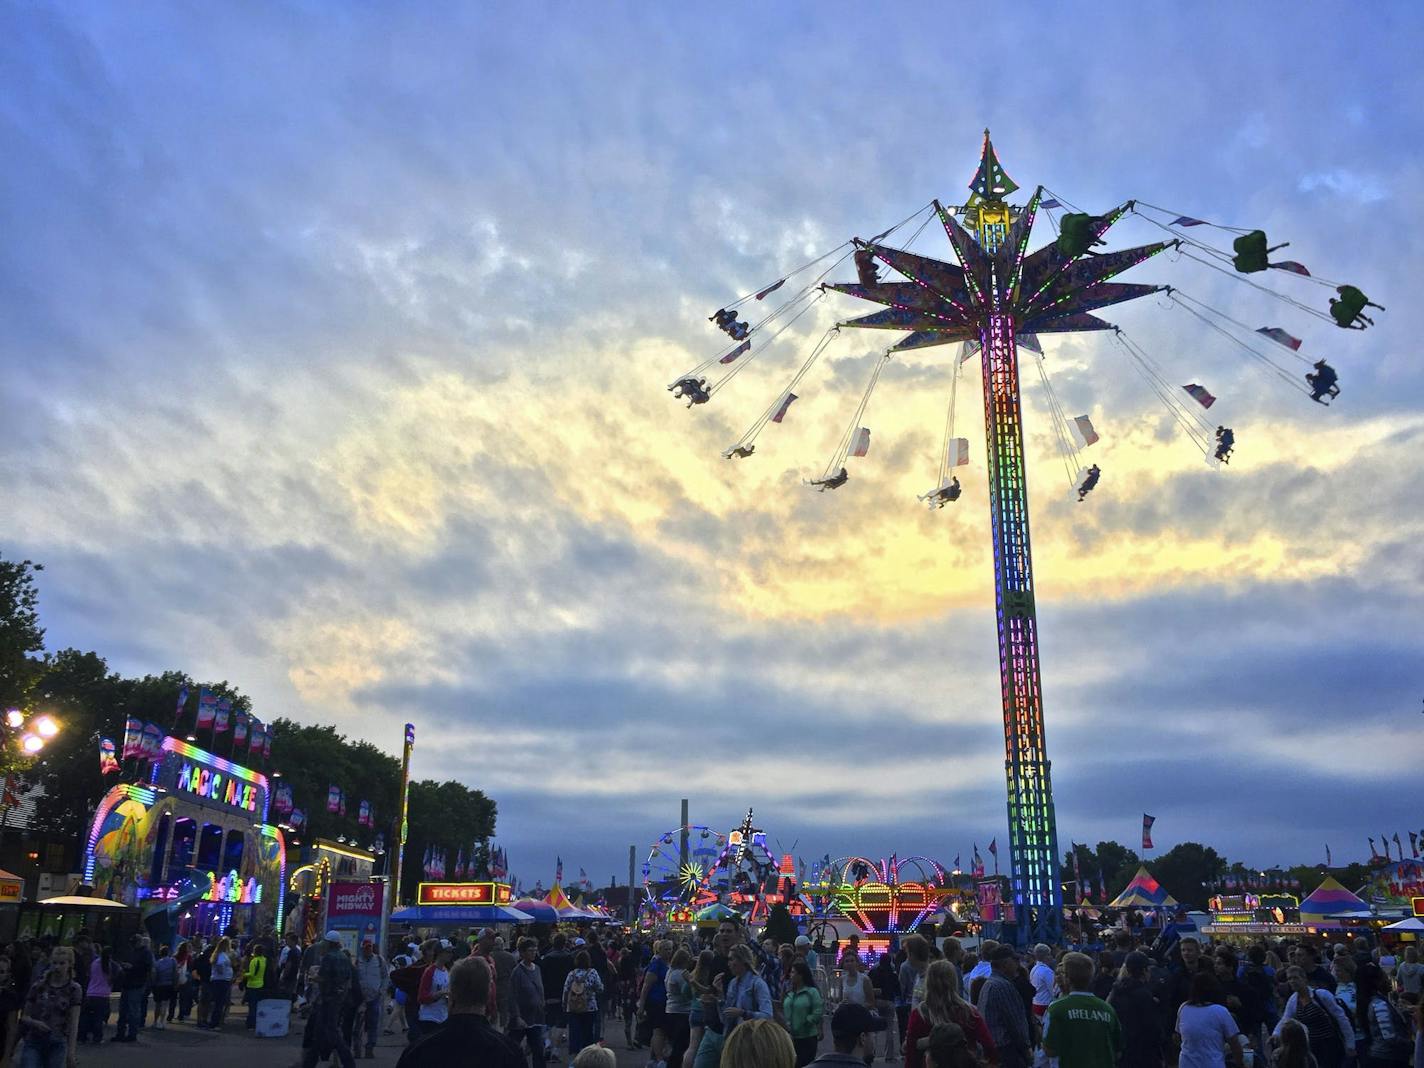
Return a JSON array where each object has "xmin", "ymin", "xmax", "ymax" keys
[
  {"xmin": 1299, "ymin": 876, "xmax": 1368, "ymax": 921},
  {"xmin": 545, "ymin": 883, "xmax": 599, "ymax": 919},
  {"xmin": 1108, "ymin": 866, "xmax": 1178, "ymax": 909}
]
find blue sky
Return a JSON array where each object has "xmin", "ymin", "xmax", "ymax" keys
[{"xmin": 3, "ymin": 2, "xmax": 1422, "ymax": 891}]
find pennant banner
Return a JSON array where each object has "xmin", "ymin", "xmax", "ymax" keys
[
  {"xmin": 1142, "ymin": 813, "xmax": 1156, "ymax": 851},
  {"xmin": 1183, "ymin": 383, "xmax": 1216, "ymax": 408},
  {"xmin": 754, "ymin": 279, "xmax": 786, "ymax": 301},
  {"xmin": 273, "ymin": 782, "xmax": 294, "ymax": 817},
  {"xmin": 327, "ymin": 784, "xmax": 343, "ymax": 813},
  {"xmin": 122, "ymin": 718, "xmax": 144, "ymax": 761},
  {"xmin": 849, "ymin": 427, "xmax": 871, "ymax": 458},
  {"xmin": 196, "ymin": 688, "xmax": 216, "ymax": 731},
  {"xmin": 1072, "ymin": 414, "xmax": 1100, "ymax": 448},
  {"xmin": 771, "ymin": 392, "xmax": 798, "ymax": 424},
  {"xmin": 719, "ymin": 339, "xmax": 751, "ymax": 365},
  {"xmin": 1170, "ymin": 215, "xmax": 1208, "ymax": 227},
  {"xmin": 1272, "ymin": 261, "xmax": 1311, "ymax": 277},
  {"xmin": 214, "ymin": 698, "xmax": 231, "ymax": 734},
  {"xmin": 948, "ymin": 437, "xmax": 970, "ymax": 467},
  {"xmin": 141, "ymin": 722, "xmax": 163, "ymax": 760},
  {"xmin": 1039, "ymin": 198, "xmax": 1061, "ymax": 209},
  {"xmin": 1256, "ymin": 326, "xmax": 1302, "ymax": 351},
  {"xmin": 174, "ymin": 685, "xmax": 189, "ymax": 726},
  {"xmin": 99, "ymin": 738, "xmax": 120, "ymax": 775},
  {"xmin": 233, "ymin": 712, "xmax": 248, "ymax": 745}
]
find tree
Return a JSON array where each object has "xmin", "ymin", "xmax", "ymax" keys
[
  {"xmin": 402, "ymin": 778, "xmax": 497, "ymax": 902},
  {"xmin": 267, "ymin": 719, "xmax": 401, "ymax": 848},
  {"xmin": 1152, "ymin": 842, "xmax": 1224, "ymax": 907},
  {"xmin": 0, "ymin": 557, "xmax": 46, "ymax": 778}
]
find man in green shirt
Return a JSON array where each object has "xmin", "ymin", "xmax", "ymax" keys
[{"xmin": 1041, "ymin": 952, "xmax": 1122, "ymax": 1068}]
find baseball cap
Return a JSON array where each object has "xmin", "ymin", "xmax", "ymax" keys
[
  {"xmin": 323, "ymin": 930, "xmax": 342, "ymax": 944},
  {"xmin": 794, "ymin": 935, "xmax": 811, "ymax": 947},
  {"xmin": 439, "ymin": 938, "xmax": 453, "ymax": 950},
  {"xmin": 831, "ymin": 1003, "xmax": 887, "ymax": 1039},
  {"xmin": 477, "ymin": 928, "xmax": 494, "ymax": 939},
  {"xmin": 574, "ymin": 938, "xmax": 586, "ymax": 946}
]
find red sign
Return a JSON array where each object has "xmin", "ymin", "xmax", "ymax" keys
[
  {"xmin": 416, "ymin": 881, "xmax": 512, "ymax": 906},
  {"xmin": 328, "ymin": 881, "xmax": 384, "ymax": 920},
  {"xmin": 1413, "ymin": 896, "xmax": 1424, "ymax": 918}
]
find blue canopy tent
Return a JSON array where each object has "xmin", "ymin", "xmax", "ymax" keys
[
  {"xmin": 510, "ymin": 898, "xmax": 561, "ymax": 924},
  {"xmin": 390, "ymin": 903, "xmax": 535, "ymax": 924}
]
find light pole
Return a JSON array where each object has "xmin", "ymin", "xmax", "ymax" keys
[{"xmin": 378, "ymin": 722, "xmax": 415, "ymax": 958}]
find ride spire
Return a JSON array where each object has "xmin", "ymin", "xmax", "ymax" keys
[{"xmin": 967, "ymin": 128, "xmax": 1019, "ymax": 204}]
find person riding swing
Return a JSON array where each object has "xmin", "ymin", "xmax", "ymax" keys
[{"xmin": 1305, "ymin": 359, "xmax": 1340, "ymax": 404}]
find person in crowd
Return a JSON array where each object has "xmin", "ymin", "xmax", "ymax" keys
[
  {"xmin": 1393, "ymin": 946, "xmax": 1421, "ymax": 1007},
  {"xmin": 417, "ymin": 942, "xmax": 455, "ymax": 1033},
  {"xmin": 353, "ymin": 938, "xmax": 389, "ymax": 1058},
  {"xmin": 663, "ymin": 947, "xmax": 694, "ymax": 1068},
  {"xmin": 840, "ymin": 950, "xmax": 875, "ymax": 1011},
  {"xmin": 1108, "ymin": 950, "xmax": 1167, "ymax": 1068},
  {"xmin": 1029, "ymin": 944, "xmax": 1056, "ymax": 1020},
  {"xmin": 1272, "ymin": 1019, "xmax": 1316, "ymax": 1068},
  {"xmin": 976, "ymin": 946, "xmax": 1031, "ymax": 1068},
  {"xmin": 277, "ymin": 932, "xmax": 305, "ymax": 999},
  {"xmin": 918, "ymin": 1021, "xmax": 988, "ymax": 1068},
  {"xmin": 965, "ymin": 941, "xmax": 997, "ymax": 1005},
  {"xmin": 1178, "ymin": 973, "xmax": 1244, "ymax": 1068},
  {"xmin": 1273, "ymin": 965, "xmax": 1351, "ymax": 1068},
  {"xmin": 202, "ymin": 935, "xmax": 236, "ymax": 1031},
  {"xmin": 638, "ymin": 938, "xmax": 673, "ymax": 1066},
  {"xmin": 722, "ymin": 1016, "xmax": 795, "ymax": 1068},
  {"xmin": 170, "ymin": 941, "xmax": 191, "ymax": 1023},
  {"xmin": 898, "ymin": 933, "xmax": 932, "ymax": 1035},
  {"xmin": 807, "ymin": 1002, "xmax": 888, "ymax": 1068},
  {"xmin": 542, "ymin": 934, "xmax": 576, "ymax": 1057},
  {"xmin": 511, "ymin": 936, "xmax": 547, "ymax": 1068},
  {"xmin": 1353, "ymin": 962, "xmax": 1411, "ymax": 1068},
  {"xmin": 391, "ymin": 940, "xmax": 436, "ymax": 1042},
  {"xmin": 564, "ymin": 948, "xmax": 604, "ymax": 1062},
  {"xmin": 149, "ymin": 942, "xmax": 177, "ymax": 1030},
  {"xmin": 1213, "ymin": 948, "xmax": 1265, "ymax": 1042},
  {"xmin": 492, "ymin": 935, "xmax": 519, "ymax": 1031},
  {"xmin": 1293, "ymin": 946, "xmax": 1337, "ymax": 995},
  {"xmin": 574, "ymin": 1047, "xmax": 616, "ymax": 1068},
  {"xmin": 721, "ymin": 944, "xmax": 773, "ymax": 1035},
  {"xmin": 905, "ymin": 961, "xmax": 994, "ymax": 1068},
  {"xmin": 794, "ymin": 935, "xmax": 820, "ymax": 977},
  {"xmin": 242, "ymin": 940, "xmax": 268, "ymax": 1030},
  {"xmin": 782, "ymin": 961, "xmax": 824, "ymax": 1068},
  {"xmin": 113, "ymin": 933, "xmax": 153, "ymax": 1042},
  {"xmin": 397, "ymin": 956, "xmax": 525, "ymax": 1068},
  {"xmin": 17, "ymin": 945, "xmax": 82, "ymax": 1067},
  {"xmin": 79, "ymin": 942, "xmax": 120, "ymax": 1044},
  {"xmin": 870, "ymin": 949, "xmax": 901, "ymax": 1061},
  {"xmin": 0, "ymin": 949, "xmax": 20, "ymax": 1065},
  {"xmin": 1041, "ymin": 951, "xmax": 1122, "ymax": 1068},
  {"xmin": 182, "ymin": 934, "xmax": 208, "ymax": 1022},
  {"xmin": 303, "ymin": 931, "xmax": 357, "ymax": 1068},
  {"xmin": 1328, "ymin": 953, "xmax": 1357, "ymax": 1023},
  {"xmin": 685, "ymin": 949, "xmax": 718, "ymax": 1068}
]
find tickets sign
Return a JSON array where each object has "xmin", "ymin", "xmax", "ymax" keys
[{"xmin": 416, "ymin": 881, "xmax": 513, "ymax": 906}]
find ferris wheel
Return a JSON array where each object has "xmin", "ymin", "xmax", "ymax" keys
[{"xmin": 641, "ymin": 824, "xmax": 728, "ymax": 907}]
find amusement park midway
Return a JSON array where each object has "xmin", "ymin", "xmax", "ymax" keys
[{"xmin": 5, "ymin": 4, "xmax": 1424, "ymax": 1068}]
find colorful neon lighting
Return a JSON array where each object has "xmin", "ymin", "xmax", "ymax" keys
[
  {"xmin": 160, "ymin": 736, "xmax": 269, "ymax": 817},
  {"xmin": 83, "ymin": 783, "xmax": 157, "ymax": 881}
]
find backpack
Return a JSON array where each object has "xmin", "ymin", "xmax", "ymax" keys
[{"xmin": 566, "ymin": 971, "xmax": 590, "ymax": 1014}]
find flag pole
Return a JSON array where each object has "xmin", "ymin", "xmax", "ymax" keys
[{"xmin": 379, "ymin": 723, "xmax": 415, "ymax": 960}]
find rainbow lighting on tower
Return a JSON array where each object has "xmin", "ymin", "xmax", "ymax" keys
[{"xmin": 829, "ymin": 132, "xmax": 1174, "ymax": 944}]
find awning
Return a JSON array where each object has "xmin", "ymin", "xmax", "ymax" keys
[
  {"xmin": 38, "ymin": 896, "xmax": 135, "ymax": 909},
  {"xmin": 0, "ymin": 869, "xmax": 22, "ymax": 904},
  {"xmin": 390, "ymin": 904, "xmax": 534, "ymax": 924}
]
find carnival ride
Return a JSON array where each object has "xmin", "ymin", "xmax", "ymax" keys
[
  {"xmin": 667, "ymin": 132, "xmax": 1380, "ymax": 945},
  {"xmin": 805, "ymin": 855, "xmax": 953, "ymax": 958}
]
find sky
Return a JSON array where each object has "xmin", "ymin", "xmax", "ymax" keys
[{"xmin": 3, "ymin": 2, "xmax": 1423, "ymax": 891}]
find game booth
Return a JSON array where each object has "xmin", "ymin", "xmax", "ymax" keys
[
  {"xmin": 389, "ymin": 881, "xmax": 533, "ymax": 937},
  {"xmin": 84, "ymin": 735, "xmax": 285, "ymax": 945}
]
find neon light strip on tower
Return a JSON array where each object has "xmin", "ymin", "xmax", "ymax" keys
[{"xmin": 83, "ymin": 783, "xmax": 157, "ymax": 881}]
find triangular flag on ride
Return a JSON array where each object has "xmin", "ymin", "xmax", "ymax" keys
[
  {"xmin": 960, "ymin": 340, "xmax": 981, "ymax": 363},
  {"xmin": 1256, "ymin": 326, "xmax": 1302, "ymax": 351},
  {"xmin": 771, "ymin": 392, "xmax": 798, "ymax": 424},
  {"xmin": 1183, "ymin": 383, "xmax": 1216, "ymax": 408},
  {"xmin": 1271, "ymin": 261, "xmax": 1311, "ymax": 277},
  {"xmin": 719, "ymin": 339, "xmax": 751, "ymax": 365},
  {"xmin": 868, "ymin": 225, "xmax": 896, "ymax": 243},
  {"xmin": 947, "ymin": 437, "xmax": 969, "ymax": 467},
  {"xmin": 1170, "ymin": 215, "xmax": 1207, "ymax": 227},
  {"xmin": 1017, "ymin": 333, "xmax": 1042, "ymax": 354},
  {"xmin": 754, "ymin": 279, "xmax": 786, "ymax": 300},
  {"xmin": 849, "ymin": 427, "xmax": 871, "ymax": 458},
  {"xmin": 1039, "ymin": 198, "xmax": 1061, "ymax": 209},
  {"xmin": 1072, "ymin": 415, "xmax": 1100, "ymax": 448}
]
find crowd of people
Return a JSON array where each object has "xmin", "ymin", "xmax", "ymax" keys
[
  {"xmin": 0, "ymin": 919, "xmax": 1418, "ymax": 1068},
  {"xmin": 378, "ymin": 919, "xmax": 1423, "ymax": 1068}
]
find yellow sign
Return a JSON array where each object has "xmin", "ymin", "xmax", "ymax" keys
[{"xmin": 0, "ymin": 878, "xmax": 22, "ymax": 903}]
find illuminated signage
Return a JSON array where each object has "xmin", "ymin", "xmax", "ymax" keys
[
  {"xmin": 1413, "ymin": 897, "xmax": 1424, "ymax": 918},
  {"xmin": 0, "ymin": 877, "xmax": 20, "ymax": 903},
  {"xmin": 176, "ymin": 763, "xmax": 258, "ymax": 813},
  {"xmin": 416, "ymin": 882, "xmax": 512, "ymax": 906}
]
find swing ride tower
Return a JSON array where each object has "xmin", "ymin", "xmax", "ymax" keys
[{"xmin": 828, "ymin": 133, "xmax": 1175, "ymax": 944}]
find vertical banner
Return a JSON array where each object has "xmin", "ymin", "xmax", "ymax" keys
[{"xmin": 1142, "ymin": 813, "xmax": 1156, "ymax": 851}]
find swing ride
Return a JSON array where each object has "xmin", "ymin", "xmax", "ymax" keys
[{"xmin": 667, "ymin": 131, "xmax": 1381, "ymax": 944}]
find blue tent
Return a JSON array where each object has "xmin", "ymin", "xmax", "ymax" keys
[{"xmin": 390, "ymin": 903, "xmax": 534, "ymax": 924}]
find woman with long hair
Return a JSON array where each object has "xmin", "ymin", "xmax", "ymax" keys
[
  {"xmin": 720, "ymin": 1017, "xmax": 795, "ymax": 1068},
  {"xmin": 1353, "ymin": 962, "xmax": 1410, "ymax": 1068},
  {"xmin": 683, "ymin": 949, "xmax": 716, "ymax": 1068},
  {"xmin": 1273, "ymin": 966, "xmax": 1351, "ymax": 1068},
  {"xmin": 904, "ymin": 961, "xmax": 995, "ymax": 1068},
  {"xmin": 664, "ymin": 947, "xmax": 694, "ymax": 1068},
  {"xmin": 1273, "ymin": 1019, "xmax": 1317, "ymax": 1068},
  {"xmin": 16, "ymin": 945, "xmax": 82, "ymax": 1068},
  {"xmin": 782, "ymin": 962, "xmax": 823, "ymax": 1068},
  {"xmin": 205, "ymin": 936, "xmax": 236, "ymax": 1030},
  {"xmin": 1177, "ymin": 972, "xmax": 1243, "ymax": 1068}
]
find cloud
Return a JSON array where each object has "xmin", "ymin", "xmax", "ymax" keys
[{"xmin": 3, "ymin": 1, "xmax": 1424, "ymax": 886}]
